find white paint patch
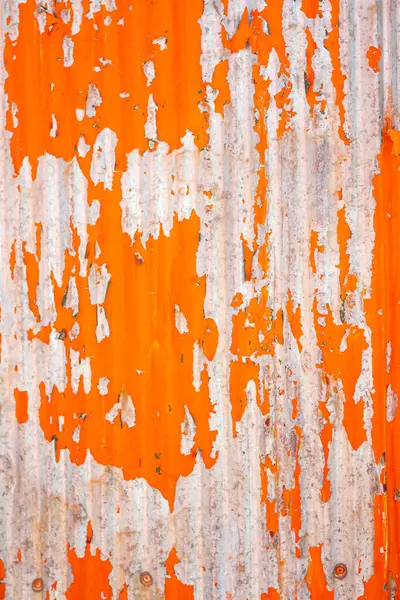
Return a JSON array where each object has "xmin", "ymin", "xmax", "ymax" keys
[
  {"xmin": 192, "ymin": 341, "xmax": 205, "ymax": 393},
  {"xmin": 106, "ymin": 393, "xmax": 135, "ymax": 428},
  {"xmin": 88, "ymin": 263, "xmax": 111, "ymax": 305},
  {"xmin": 153, "ymin": 36, "xmax": 167, "ymax": 50},
  {"xmin": 96, "ymin": 305, "xmax": 110, "ymax": 342},
  {"xmin": 72, "ymin": 424, "xmax": 81, "ymax": 443},
  {"xmin": 69, "ymin": 322, "xmax": 80, "ymax": 341},
  {"xmin": 119, "ymin": 389, "xmax": 136, "ymax": 428},
  {"xmin": 106, "ymin": 402, "xmax": 121, "ymax": 424},
  {"xmin": 70, "ymin": 349, "xmax": 91, "ymax": 394},
  {"xmin": 88, "ymin": 199, "xmax": 100, "ymax": 225},
  {"xmin": 77, "ymin": 135, "xmax": 90, "ymax": 158},
  {"xmin": 175, "ymin": 304, "xmax": 189, "ymax": 334},
  {"xmin": 145, "ymin": 94, "xmax": 158, "ymax": 142},
  {"xmin": 143, "ymin": 61, "xmax": 155, "ymax": 86},
  {"xmin": 180, "ymin": 406, "xmax": 196, "ymax": 455},
  {"xmin": 60, "ymin": 9, "xmax": 71, "ymax": 24},
  {"xmin": 387, "ymin": 385, "xmax": 398, "ymax": 423},
  {"xmin": 98, "ymin": 376, "xmax": 110, "ymax": 395},
  {"xmin": 90, "ymin": 128, "xmax": 118, "ymax": 190},
  {"xmin": 50, "ymin": 114, "xmax": 57, "ymax": 138},
  {"xmin": 86, "ymin": 83, "xmax": 102, "ymax": 119},
  {"xmin": 11, "ymin": 102, "xmax": 18, "ymax": 128},
  {"xmin": 62, "ymin": 36, "xmax": 74, "ymax": 67},
  {"xmin": 63, "ymin": 276, "xmax": 79, "ymax": 317}
]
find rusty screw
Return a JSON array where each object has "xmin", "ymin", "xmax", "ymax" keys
[
  {"xmin": 140, "ymin": 571, "xmax": 153, "ymax": 587},
  {"xmin": 32, "ymin": 578, "xmax": 44, "ymax": 592},
  {"xmin": 333, "ymin": 563, "xmax": 347, "ymax": 580}
]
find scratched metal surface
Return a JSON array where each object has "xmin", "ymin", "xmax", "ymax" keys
[{"xmin": 0, "ymin": 0, "xmax": 400, "ymax": 598}]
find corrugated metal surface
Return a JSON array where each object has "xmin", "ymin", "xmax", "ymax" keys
[{"xmin": 0, "ymin": 0, "xmax": 399, "ymax": 598}]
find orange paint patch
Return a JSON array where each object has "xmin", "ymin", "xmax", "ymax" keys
[
  {"xmin": 5, "ymin": 0, "xmax": 208, "ymax": 176},
  {"xmin": 306, "ymin": 546, "xmax": 334, "ymax": 599},
  {"xmin": 66, "ymin": 523, "xmax": 112, "ymax": 599},
  {"xmin": 261, "ymin": 589, "xmax": 280, "ymax": 600},
  {"xmin": 27, "ymin": 324, "xmax": 52, "ymax": 344},
  {"xmin": 301, "ymin": 0, "xmax": 321, "ymax": 19},
  {"xmin": 231, "ymin": 296, "xmax": 283, "ymax": 358},
  {"xmin": 0, "ymin": 559, "xmax": 5, "ymax": 600},
  {"xmin": 14, "ymin": 389, "xmax": 28, "ymax": 424},
  {"xmin": 319, "ymin": 393, "xmax": 333, "ymax": 502},
  {"xmin": 286, "ymin": 291, "xmax": 303, "ymax": 352},
  {"xmin": 242, "ymin": 235, "xmax": 254, "ymax": 282},
  {"xmin": 22, "ymin": 245, "xmax": 40, "ymax": 322},
  {"xmin": 165, "ymin": 547, "xmax": 194, "ymax": 599},
  {"xmin": 313, "ymin": 301, "xmax": 367, "ymax": 450},
  {"xmin": 366, "ymin": 46, "xmax": 381, "ymax": 73},
  {"xmin": 39, "ymin": 210, "xmax": 218, "ymax": 509},
  {"xmin": 365, "ymin": 126, "xmax": 400, "ymax": 588},
  {"xmin": 9, "ymin": 240, "xmax": 16, "ymax": 280}
]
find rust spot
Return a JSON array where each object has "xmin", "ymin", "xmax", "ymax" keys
[
  {"xmin": 32, "ymin": 578, "xmax": 44, "ymax": 592},
  {"xmin": 333, "ymin": 563, "xmax": 347, "ymax": 580},
  {"xmin": 140, "ymin": 572, "xmax": 153, "ymax": 587}
]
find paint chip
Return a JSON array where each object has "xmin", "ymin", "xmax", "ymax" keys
[
  {"xmin": 98, "ymin": 377, "xmax": 109, "ymax": 395},
  {"xmin": 77, "ymin": 134, "xmax": 91, "ymax": 158},
  {"xmin": 153, "ymin": 36, "xmax": 167, "ymax": 50},
  {"xmin": 181, "ymin": 406, "xmax": 196, "ymax": 455},
  {"xmin": 62, "ymin": 36, "xmax": 74, "ymax": 67},
  {"xmin": 143, "ymin": 61, "xmax": 155, "ymax": 86},
  {"xmin": 50, "ymin": 114, "xmax": 57, "ymax": 138},
  {"xmin": 86, "ymin": 83, "xmax": 102, "ymax": 119},
  {"xmin": 175, "ymin": 304, "xmax": 189, "ymax": 334}
]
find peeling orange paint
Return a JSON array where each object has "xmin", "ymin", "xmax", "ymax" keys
[
  {"xmin": 5, "ymin": 0, "xmax": 209, "ymax": 176},
  {"xmin": 314, "ymin": 301, "xmax": 367, "ymax": 450},
  {"xmin": 306, "ymin": 546, "xmax": 334, "ymax": 599},
  {"xmin": 366, "ymin": 46, "xmax": 381, "ymax": 73},
  {"xmin": 14, "ymin": 389, "xmax": 28, "ymax": 424},
  {"xmin": 310, "ymin": 230, "xmax": 324, "ymax": 275},
  {"xmin": 1, "ymin": 0, "xmax": 399, "ymax": 596},
  {"xmin": 38, "ymin": 209, "xmax": 218, "ymax": 509},
  {"xmin": 66, "ymin": 523, "xmax": 112, "ymax": 599},
  {"xmin": 366, "ymin": 125, "xmax": 400, "ymax": 591},
  {"xmin": 0, "ymin": 560, "xmax": 5, "ymax": 600},
  {"xmin": 324, "ymin": 0, "xmax": 349, "ymax": 146},
  {"xmin": 165, "ymin": 547, "xmax": 194, "ymax": 599},
  {"xmin": 301, "ymin": 0, "xmax": 321, "ymax": 20}
]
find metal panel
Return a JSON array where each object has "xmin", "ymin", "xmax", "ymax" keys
[{"xmin": 0, "ymin": 0, "xmax": 399, "ymax": 597}]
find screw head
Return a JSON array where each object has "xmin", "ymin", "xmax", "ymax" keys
[
  {"xmin": 32, "ymin": 578, "xmax": 44, "ymax": 592},
  {"xmin": 333, "ymin": 563, "xmax": 347, "ymax": 580},
  {"xmin": 140, "ymin": 571, "xmax": 153, "ymax": 587}
]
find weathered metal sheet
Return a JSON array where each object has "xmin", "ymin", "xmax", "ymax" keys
[{"xmin": 0, "ymin": 0, "xmax": 399, "ymax": 598}]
